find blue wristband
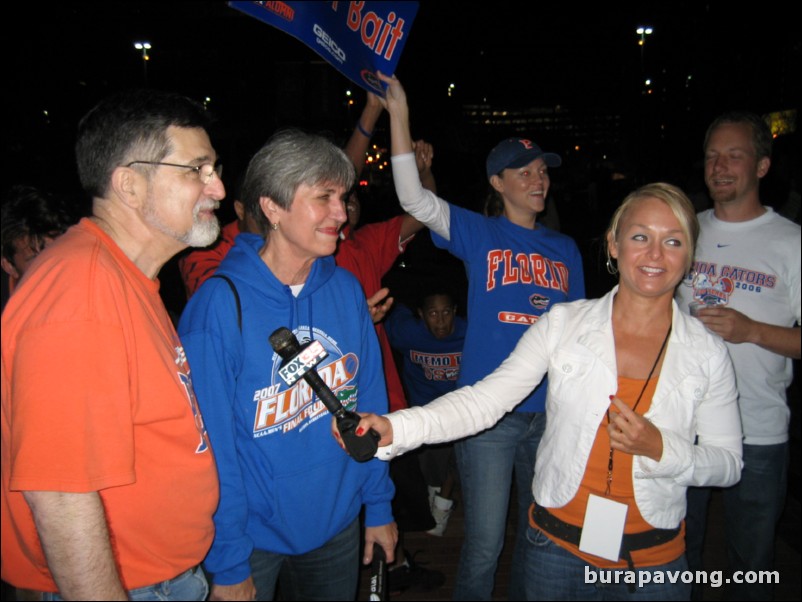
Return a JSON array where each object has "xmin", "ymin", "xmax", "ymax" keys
[{"xmin": 357, "ymin": 121, "xmax": 373, "ymax": 138}]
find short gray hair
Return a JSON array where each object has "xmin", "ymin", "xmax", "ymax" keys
[
  {"xmin": 76, "ymin": 89, "xmax": 210, "ymax": 199},
  {"xmin": 242, "ymin": 129, "xmax": 355, "ymax": 230}
]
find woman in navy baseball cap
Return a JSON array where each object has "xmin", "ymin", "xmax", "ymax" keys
[
  {"xmin": 483, "ymin": 137, "xmax": 562, "ymax": 218},
  {"xmin": 376, "ymin": 72, "xmax": 585, "ymax": 600}
]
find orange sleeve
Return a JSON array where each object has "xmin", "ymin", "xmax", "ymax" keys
[{"xmin": 9, "ymin": 321, "xmax": 136, "ymax": 493}]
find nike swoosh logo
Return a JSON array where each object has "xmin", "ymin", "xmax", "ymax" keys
[{"xmin": 716, "ymin": 244, "xmax": 731, "ymax": 248}]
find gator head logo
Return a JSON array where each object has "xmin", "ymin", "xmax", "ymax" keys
[
  {"xmin": 337, "ymin": 385, "xmax": 358, "ymax": 412},
  {"xmin": 692, "ymin": 273, "xmax": 734, "ymax": 307},
  {"xmin": 361, "ymin": 69, "xmax": 383, "ymax": 94},
  {"xmin": 529, "ymin": 293, "xmax": 550, "ymax": 310}
]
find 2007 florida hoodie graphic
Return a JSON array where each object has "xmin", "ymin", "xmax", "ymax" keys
[{"xmin": 252, "ymin": 326, "xmax": 360, "ymax": 437}]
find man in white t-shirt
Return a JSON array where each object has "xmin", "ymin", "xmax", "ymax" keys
[{"xmin": 677, "ymin": 111, "xmax": 801, "ymax": 600}]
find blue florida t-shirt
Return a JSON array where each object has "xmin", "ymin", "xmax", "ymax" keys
[{"xmin": 432, "ymin": 204, "xmax": 585, "ymax": 413}]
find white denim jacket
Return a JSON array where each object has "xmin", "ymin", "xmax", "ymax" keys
[{"xmin": 385, "ymin": 287, "xmax": 743, "ymax": 529}]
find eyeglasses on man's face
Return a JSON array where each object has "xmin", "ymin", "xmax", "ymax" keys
[{"xmin": 126, "ymin": 160, "xmax": 223, "ymax": 184}]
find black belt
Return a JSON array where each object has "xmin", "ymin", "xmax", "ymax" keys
[{"xmin": 531, "ymin": 503, "xmax": 681, "ymax": 571}]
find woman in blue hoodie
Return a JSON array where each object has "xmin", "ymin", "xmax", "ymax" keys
[{"xmin": 179, "ymin": 130, "xmax": 397, "ymax": 601}]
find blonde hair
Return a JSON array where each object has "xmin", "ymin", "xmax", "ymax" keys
[{"xmin": 606, "ymin": 182, "xmax": 699, "ymax": 272}]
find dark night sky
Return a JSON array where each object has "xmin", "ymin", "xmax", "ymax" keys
[
  {"xmin": 5, "ymin": 1, "xmax": 800, "ymax": 306},
  {"xmin": 7, "ymin": 1, "xmax": 800, "ymax": 195}
]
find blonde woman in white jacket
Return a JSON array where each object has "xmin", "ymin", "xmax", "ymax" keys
[{"xmin": 353, "ymin": 168, "xmax": 742, "ymax": 600}]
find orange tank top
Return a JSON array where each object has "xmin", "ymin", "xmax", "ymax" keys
[{"xmin": 533, "ymin": 376, "xmax": 684, "ymax": 568}]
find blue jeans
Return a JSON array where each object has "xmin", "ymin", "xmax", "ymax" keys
[
  {"xmin": 453, "ymin": 411, "xmax": 545, "ymax": 601},
  {"xmin": 685, "ymin": 442, "xmax": 788, "ymax": 601},
  {"xmin": 526, "ymin": 525, "xmax": 691, "ymax": 600},
  {"xmin": 684, "ymin": 485, "xmax": 710, "ymax": 600},
  {"xmin": 249, "ymin": 517, "xmax": 359, "ymax": 601},
  {"xmin": 41, "ymin": 566, "xmax": 208, "ymax": 601}
]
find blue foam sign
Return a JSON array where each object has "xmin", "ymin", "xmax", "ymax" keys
[{"xmin": 230, "ymin": 1, "xmax": 419, "ymax": 95}]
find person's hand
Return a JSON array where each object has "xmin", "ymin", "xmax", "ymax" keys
[
  {"xmin": 364, "ymin": 522, "xmax": 398, "ymax": 564},
  {"xmin": 356, "ymin": 413, "xmax": 394, "ymax": 446},
  {"xmin": 366, "ymin": 90, "xmax": 384, "ymax": 113},
  {"xmin": 367, "ymin": 287, "xmax": 394, "ymax": 324},
  {"xmin": 695, "ymin": 306, "xmax": 755, "ymax": 344},
  {"xmin": 607, "ymin": 396, "xmax": 663, "ymax": 462},
  {"xmin": 210, "ymin": 577, "xmax": 256, "ymax": 601},
  {"xmin": 413, "ymin": 140, "xmax": 434, "ymax": 175},
  {"xmin": 357, "ymin": 91, "xmax": 384, "ymax": 130},
  {"xmin": 375, "ymin": 71, "xmax": 408, "ymax": 117},
  {"xmin": 375, "ymin": 71, "xmax": 413, "ymax": 156},
  {"xmin": 331, "ymin": 412, "xmax": 394, "ymax": 453}
]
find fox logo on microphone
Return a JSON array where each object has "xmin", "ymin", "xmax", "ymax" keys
[{"xmin": 278, "ymin": 339, "xmax": 328, "ymax": 386}]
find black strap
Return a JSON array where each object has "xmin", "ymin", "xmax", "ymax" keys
[
  {"xmin": 531, "ymin": 503, "xmax": 681, "ymax": 558},
  {"xmin": 211, "ymin": 275, "xmax": 241, "ymax": 332}
]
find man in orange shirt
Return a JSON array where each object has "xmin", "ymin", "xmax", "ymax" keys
[{"xmin": 1, "ymin": 90, "xmax": 223, "ymax": 600}]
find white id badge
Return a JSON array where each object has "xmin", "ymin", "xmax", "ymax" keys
[{"xmin": 578, "ymin": 494, "xmax": 628, "ymax": 561}]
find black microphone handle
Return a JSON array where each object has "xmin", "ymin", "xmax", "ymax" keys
[
  {"xmin": 296, "ymin": 354, "xmax": 379, "ymax": 462},
  {"xmin": 298, "ymin": 362, "xmax": 346, "ymax": 419},
  {"xmin": 369, "ymin": 542, "xmax": 388, "ymax": 601},
  {"xmin": 335, "ymin": 410, "xmax": 380, "ymax": 463},
  {"xmin": 269, "ymin": 327, "xmax": 379, "ymax": 462}
]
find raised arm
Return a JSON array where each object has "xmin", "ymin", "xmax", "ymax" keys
[
  {"xmin": 377, "ymin": 72, "xmax": 451, "ymax": 239},
  {"xmin": 377, "ymin": 72, "xmax": 413, "ymax": 156},
  {"xmin": 343, "ymin": 92, "xmax": 384, "ymax": 178},
  {"xmin": 396, "ymin": 139, "xmax": 438, "ymax": 241}
]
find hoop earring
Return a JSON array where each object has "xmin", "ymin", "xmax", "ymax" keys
[
  {"xmin": 606, "ymin": 257, "xmax": 618, "ymax": 275},
  {"xmin": 682, "ymin": 268, "xmax": 698, "ymax": 287}
]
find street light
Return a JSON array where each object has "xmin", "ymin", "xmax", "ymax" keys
[
  {"xmin": 134, "ymin": 41, "xmax": 151, "ymax": 84},
  {"xmin": 636, "ymin": 26, "xmax": 652, "ymax": 73}
]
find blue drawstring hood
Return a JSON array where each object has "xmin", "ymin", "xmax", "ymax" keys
[{"xmin": 217, "ymin": 233, "xmax": 333, "ymax": 337}]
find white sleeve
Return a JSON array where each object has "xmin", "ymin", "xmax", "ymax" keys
[
  {"xmin": 685, "ymin": 343, "xmax": 743, "ymax": 487},
  {"xmin": 635, "ymin": 342, "xmax": 743, "ymax": 487},
  {"xmin": 384, "ymin": 316, "xmax": 551, "ymax": 457},
  {"xmin": 391, "ymin": 153, "xmax": 451, "ymax": 240}
]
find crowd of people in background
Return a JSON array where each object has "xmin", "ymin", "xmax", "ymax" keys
[{"xmin": 1, "ymin": 69, "xmax": 799, "ymax": 602}]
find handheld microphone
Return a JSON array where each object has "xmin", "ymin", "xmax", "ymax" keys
[
  {"xmin": 369, "ymin": 543, "xmax": 388, "ymax": 601},
  {"xmin": 269, "ymin": 327, "xmax": 379, "ymax": 462}
]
